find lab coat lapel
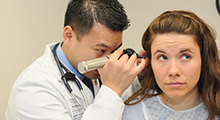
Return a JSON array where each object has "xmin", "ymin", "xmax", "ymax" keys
[
  {"xmin": 68, "ymin": 79, "xmax": 94, "ymax": 105},
  {"xmin": 47, "ymin": 42, "xmax": 94, "ymax": 105}
]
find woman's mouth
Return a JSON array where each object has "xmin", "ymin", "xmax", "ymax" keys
[{"xmin": 166, "ymin": 82, "xmax": 185, "ymax": 88}]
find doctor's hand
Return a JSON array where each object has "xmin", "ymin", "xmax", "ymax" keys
[
  {"xmin": 98, "ymin": 49, "xmax": 146, "ymax": 97},
  {"xmin": 136, "ymin": 50, "xmax": 150, "ymax": 86}
]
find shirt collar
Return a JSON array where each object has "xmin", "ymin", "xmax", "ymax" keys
[{"xmin": 56, "ymin": 42, "xmax": 84, "ymax": 80}]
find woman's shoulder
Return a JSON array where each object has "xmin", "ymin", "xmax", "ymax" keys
[
  {"xmin": 122, "ymin": 99, "xmax": 144, "ymax": 120},
  {"xmin": 122, "ymin": 96, "xmax": 158, "ymax": 120}
]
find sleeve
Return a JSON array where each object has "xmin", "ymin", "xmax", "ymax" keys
[
  {"xmin": 82, "ymin": 85, "xmax": 125, "ymax": 120},
  {"xmin": 121, "ymin": 77, "xmax": 142, "ymax": 101},
  {"xmin": 6, "ymin": 79, "xmax": 73, "ymax": 120}
]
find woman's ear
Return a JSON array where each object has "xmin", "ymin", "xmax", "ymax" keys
[{"xmin": 63, "ymin": 25, "xmax": 76, "ymax": 47}]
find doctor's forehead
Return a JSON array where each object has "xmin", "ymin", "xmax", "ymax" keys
[{"xmin": 95, "ymin": 42, "xmax": 122, "ymax": 50}]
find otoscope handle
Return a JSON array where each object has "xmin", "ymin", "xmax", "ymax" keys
[
  {"xmin": 78, "ymin": 56, "xmax": 110, "ymax": 74},
  {"xmin": 78, "ymin": 48, "xmax": 145, "ymax": 74}
]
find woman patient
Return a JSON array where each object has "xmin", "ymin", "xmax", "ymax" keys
[{"xmin": 122, "ymin": 10, "xmax": 220, "ymax": 120}]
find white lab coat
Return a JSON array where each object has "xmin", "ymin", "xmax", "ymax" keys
[{"xmin": 6, "ymin": 42, "xmax": 141, "ymax": 120}]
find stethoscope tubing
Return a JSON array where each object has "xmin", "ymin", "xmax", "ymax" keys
[{"xmin": 52, "ymin": 43, "xmax": 89, "ymax": 109}]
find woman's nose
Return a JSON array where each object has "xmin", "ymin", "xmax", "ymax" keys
[{"xmin": 168, "ymin": 59, "xmax": 181, "ymax": 77}]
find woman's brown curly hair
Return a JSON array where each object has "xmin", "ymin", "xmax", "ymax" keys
[{"xmin": 125, "ymin": 10, "xmax": 220, "ymax": 120}]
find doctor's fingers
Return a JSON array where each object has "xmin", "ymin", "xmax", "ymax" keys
[
  {"xmin": 137, "ymin": 50, "xmax": 147, "ymax": 65},
  {"xmin": 132, "ymin": 58, "xmax": 147, "ymax": 76},
  {"xmin": 138, "ymin": 49, "xmax": 147, "ymax": 57},
  {"xmin": 108, "ymin": 49, "xmax": 123, "ymax": 61},
  {"xmin": 118, "ymin": 55, "xmax": 145, "ymax": 78},
  {"xmin": 117, "ymin": 54, "xmax": 129, "ymax": 63},
  {"xmin": 125, "ymin": 54, "xmax": 138, "ymax": 66},
  {"xmin": 109, "ymin": 53, "xmax": 134, "ymax": 70},
  {"xmin": 137, "ymin": 57, "xmax": 149, "ymax": 68}
]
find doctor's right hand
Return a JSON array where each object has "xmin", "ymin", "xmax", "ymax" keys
[{"xmin": 98, "ymin": 49, "xmax": 146, "ymax": 97}]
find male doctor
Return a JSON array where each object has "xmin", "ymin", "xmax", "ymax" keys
[{"xmin": 6, "ymin": 0, "xmax": 147, "ymax": 119}]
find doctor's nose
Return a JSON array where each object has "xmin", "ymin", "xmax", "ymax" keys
[{"xmin": 168, "ymin": 60, "xmax": 181, "ymax": 77}]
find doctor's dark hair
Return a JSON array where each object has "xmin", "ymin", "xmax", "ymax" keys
[
  {"xmin": 64, "ymin": 0, "xmax": 130, "ymax": 40},
  {"xmin": 125, "ymin": 10, "xmax": 220, "ymax": 120}
]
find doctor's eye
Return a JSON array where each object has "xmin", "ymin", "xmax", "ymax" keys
[
  {"xmin": 96, "ymin": 49, "xmax": 106, "ymax": 53},
  {"xmin": 96, "ymin": 49, "xmax": 105, "ymax": 52}
]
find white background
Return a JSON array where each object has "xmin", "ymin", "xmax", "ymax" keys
[{"xmin": 1, "ymin": 0, "xmax": 219, "ymax": 119}]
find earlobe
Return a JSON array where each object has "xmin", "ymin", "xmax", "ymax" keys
[{"xmin": 63, "ymin": 25, "xmax": 75, "ymax": 47}]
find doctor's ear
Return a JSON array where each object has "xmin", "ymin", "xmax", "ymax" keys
[{"xmin": 63, "ymin": 25, "xmax": 76, "ymax": 47}]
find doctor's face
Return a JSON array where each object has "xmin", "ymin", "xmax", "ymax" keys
[
  {"xmin": 151, "ymin": 33, "xmax": 201, "ymax": 100},
  {"xmin": 68, "ymin": 23, "xmax": 122, "ymax": 79}
]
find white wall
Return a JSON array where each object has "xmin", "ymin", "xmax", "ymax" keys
[
  {"xmin": 1, "ymin": 0, "xmax": 219, "ymax": 119},
  {"xmin": 0, "ymin": 1, "xmax": 70, "ymax": 119},
  {"xmin": 120, "ymin": 0, "xmax": 220, "ymax": 52}
]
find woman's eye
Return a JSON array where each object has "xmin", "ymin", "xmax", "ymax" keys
[
  {"xmin": 182, "ymin": 54, "xmax": 190, "ymax": 60},
  {"xmin": 158, "ymin": 55, "xmax": 167, "ymax": 61}
]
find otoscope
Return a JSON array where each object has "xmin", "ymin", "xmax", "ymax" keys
[{"xmin": 77, "ymin": 48, "xmax": 145, "ymax": 74}]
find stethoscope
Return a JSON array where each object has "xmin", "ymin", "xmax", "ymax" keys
[{"xmin": 52, "ymin": 43, "xmax": 89, "ymax": 110}]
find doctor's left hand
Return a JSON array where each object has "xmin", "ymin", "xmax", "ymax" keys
[{"xmin": 98, "ymin": 49, "xmax": 146, "ymax": 97}]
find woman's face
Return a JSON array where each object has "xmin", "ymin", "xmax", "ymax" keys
[{"xmin": 151, "ymin": 33, "xmax": 201, "ymax": 100}]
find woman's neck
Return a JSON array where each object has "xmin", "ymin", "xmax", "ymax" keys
[{"xmin": 159, "ymin": 87, "xmax": 202, "ymax": 111}]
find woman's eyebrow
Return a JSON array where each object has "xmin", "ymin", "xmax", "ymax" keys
[
  {"xmin": 153, "ymin": 50, "xmax": 166, "ymax": 55},
  {"xmin": 180, "ymin": 48, "xmax": 194, "ymax": 54}
]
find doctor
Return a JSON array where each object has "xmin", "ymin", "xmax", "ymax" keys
[{"xmin": 6, "ymin": 0, "xmax": 147, "ymax": 120}]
